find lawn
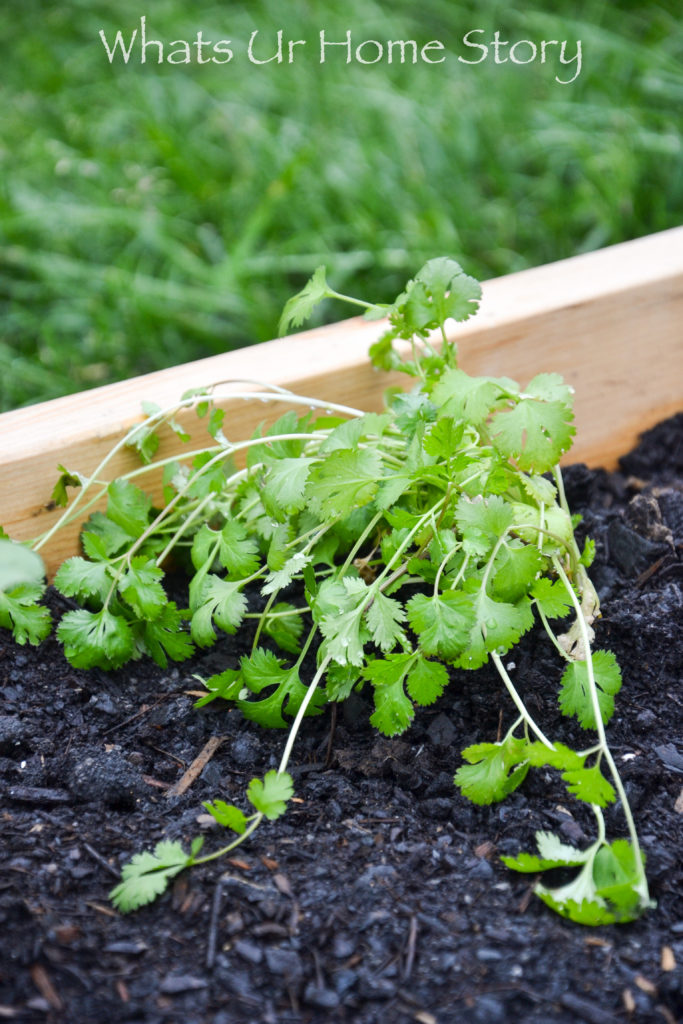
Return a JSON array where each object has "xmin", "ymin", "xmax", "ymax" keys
[{"xmin": 1, "ymin": 0, "xmax": 681, "ymax": 409}]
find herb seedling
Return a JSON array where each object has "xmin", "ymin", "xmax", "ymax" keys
[{"xmin": 4, "ymin": 259, "xmax": 653, "ymax": 924}]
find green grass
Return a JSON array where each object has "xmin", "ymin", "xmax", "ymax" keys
[{"xmin": 1, "ymin": 0, "xmax": 682, "ymax": 410}]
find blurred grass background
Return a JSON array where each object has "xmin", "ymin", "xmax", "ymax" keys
[{"xmin": 1, "ymin": 0, "xmax": 681, "ymax": 410}]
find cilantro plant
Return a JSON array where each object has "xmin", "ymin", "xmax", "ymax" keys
[{"xmin": 3, "ymin": 260, "xmax": 653, "ymax": 924}]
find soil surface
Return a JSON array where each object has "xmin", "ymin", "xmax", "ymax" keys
[{"xmin": 1, "ymin": 415, "xmax": 683, "ymax": 1024}]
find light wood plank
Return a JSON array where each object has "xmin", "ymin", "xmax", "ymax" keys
[{"xmin": 2, "ymin": 227, "xmax": 682, "ymax": 575}]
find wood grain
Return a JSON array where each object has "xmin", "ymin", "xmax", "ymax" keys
[{"xmin": 2, "ymin": 227, "xmax": 682, "ymax": 575}]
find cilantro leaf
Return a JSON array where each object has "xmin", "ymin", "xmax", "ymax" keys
[
  {"xmin": 454, "ymin": 590, "xmax": 534, "ymax": 670},
  {"xmin": 306, "ymin": 447, "xmax": 383, "ymax": 520},
  {"xmin": 501, "ymin": 830, "xmax": 592, "ymax": 872},
  {"xmin": 0, "ymin": 583, "xmax": 51, "ymax": 646},
  {"xmin": 278, "ymin": 266, "xmax": 330, "ymax": 335},
  {"xmin": 503, "ymin": 831, "xmax": 649, "ymax": 925},
  {"xmin": 106, "ymin": 479, "xmax": 154, "ymax": 537},
  {"xmin": 489, "ymin": 544, "xmax": 545, "ymax": 603},
  {"xmin": 455, "ymin": 494, "xmax": 514, "ymax": 555},
  {"xmin": 55, "ymin": 557, "xmax": 111, "ymax": 604},
  {"xmin": 490, "ymin": 394, "xmax": 575, "ymax": 473},
  {"xmin": 238, "ymin": 648, "xmax": 326, "ymax": 728},
  {"xmin": 262, "ymin": 602, "xmax": 305, "ymax": 655},
  {"xmin": 316, "ymin": 577, "xmax": 370, "ymax": 667},
  {"xmin": 531, "ymin": 577, "xmax": 573, "ymax": 619},
  {"xmin": 405, "ymin": 655, "xmax": 449, "ymax": 705},
  {"xmin": 363, "ymin": 653, "xmax": 416, "ymax": 736},
  {"xmin": 388, "ymin": 258, "xmax": 482, "ymax": 338},
  {"xmin": 51, "ymin": 465, "xmax": 83, "ymax": 507},
  {"xmin": 262, "ymin": 552, "xmax": 312, "ymax": 596},
  {"xmin": 217, "ymin": 520, "xmax": 260, "ymax": 579},
  {"xmin": 559, "ymin": 650, "xmax": 622, "ymax": 729},
  {"xmin": 406, "ymin": 591, "xmax": 474, "ymax": 661},
  {"xmin": 247, "ymin": 770, "xmax": 294, "ymax": 819},
  {"xmin": 0, "ymin": 541, "xmax": 46, "ymax": 591},
  {"xmin": 203, "ymin": 800, "xmax": 247, "ymax": 834},
  {"xmin": 365, "ymin": 592, "xmax": 406, "ymax": 652},
  {"xmin": 110, "ymin": 840, "xmax": 194, "ymax": 913},
  {"xmin": 562, "ymin": 765, "xmax": 616, "ymax": 807},
  {"xmin": 57, "ymin": 608, "xmax": 134, "ymax": 669},
  {"xmin": 455, "ymin": 735, "xmax": 529, "ymax": 804},
  {"xmin": 134, "ymin": 603, "xmax": 194, "ymax": 667},
  {"xmin": 263, "ymin": 457, "xmax": 316, "ymax": 516},
  {"xmin": 120, "ymin": 557, "xmax": 167, "ymax": 619},
  {"xmin": 432, "ymin": 369, "xmax": 507, "ymax": 426},
  {"xmin": 190, "ymin": 576, "xmax": 247, "ymax": 647},
  {"xmin": 193, "ymin": 668, "xmax": 243, "ymax": 708}
]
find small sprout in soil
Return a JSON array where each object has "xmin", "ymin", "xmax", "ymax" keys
[{"xmin": 3, "ymin": 258, "xmax": 654, "ymax": 924}]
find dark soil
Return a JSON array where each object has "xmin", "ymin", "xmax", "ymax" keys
[{"xmin": 2, "ymin": 416, "xmax": 683, "ymax": 1024}]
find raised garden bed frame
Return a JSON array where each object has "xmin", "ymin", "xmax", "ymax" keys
[{"xmin": 2, "ymin": 227, "xmax": 682, "ymax": 575}]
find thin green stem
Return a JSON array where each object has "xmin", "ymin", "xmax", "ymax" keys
[
  {"xmin": 277, "ymin": 655, "xmax": 332, "ymax": 775},
  {"xmin": 491, "ymin": 652, "xmax": 555, "ymax": 749},
  {"xmin": 552, "ymin": 557, "xmax": 650, "ymax": 902}
]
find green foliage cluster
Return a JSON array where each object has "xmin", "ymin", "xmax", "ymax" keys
[
  {"xmin": 2, "ymin": 259, "xmax": 653, "ymax": 924},
  {"xmin": 2, "ymin": 0, "xmax": 682, "ymax": 409}
]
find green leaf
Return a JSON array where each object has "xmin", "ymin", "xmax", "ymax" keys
[
  {"xmin": 388, "ymin": 258, "xmax": 482, "ymax": 339},
  {"xmin": 422, "ymin": 417, "xmax": 467, "ymax": 461},
  {"xmin": 365, "ymin": 591, "xmax": 406, "ymax": 652},
  {"xmin": 318, "ymin": 413, "xmax": 390, "ymax": 455},
  {"xmin": 531, "ymin": 577, "xmax": 573, "ymax": 619},
  {"xmin": 193, "ymin": 668, "xmax": 242, "ymax": 708},
  {"xmin": 203, "ymin": 800, "xmax": 247, "ymax": 834},
  {"xmin": 54, "ymin": 556, "xmax": 111, "ymax": 604},
  {"xmin": 0, "ymin": 583, "xmax": 51, "ymax": 645},
  {"xmin": 278, "ymin": 266, "xmax": 329, "ymax": 335},
  {"xmin": 0, "ymin": 540, "xmax": 46, "ymax": 591},
  {"xmin": 579, "ymin": 538, "xmax": 596, "ymax": 568},
  {"xmin": 239, "ymin": 648, "xmax": 326, "ymax": 727},
  {"xmin": 503, "ymin": 832, "xmax": 649, "ymax": 925},
  {"xmin": 247, "ymin": 770, "xmax": 294, "ymax": 820},
  {"xmin": 325, "ymin": 662, "xmax": 362, "ymax": 702},
  {"xmin": 106, "ymin": 479, "xmax": 153, "ymax": 537},
  {"xmin": 455, "ymin": 735, "xmax": 529, "ymax": 804},
  {"xmin": 364, "ymin": 653, "xmax": 416, "ymax": 736},
  {"xmin": 453, "ymin": 590, "xmax": 534, "ymax": 670},
  {"xmin": 262, "ymin": 602, "xmax": 305, "ymax": 655},
  {"xmin": 489, "ymin": 544, "xmax": 545, "ymax": 603},
  {"xmin": 316, "ymin": 577, "xmax": 369, "ymax": 667},
  {"xmin": 406, "ymin": 591, "xmax": 475, "ymax": 661},
  {"xmin": 127, "ymin": 412, "xmax": 161, "ymax": 464},
  {"xmin": 562, "ymin": 765, "xmax": 616, "ymax": 806},
  {"xmin": 490, "ymin": 395, "xmax": 575, "ymax": 473},
  {"xmin": 455, "ymin": 494, "xmax": 514, "ymax": 556},
  {"xmin": 413, "ymin": 257, "xmax": 482, "ymax": 323},
  {"xmin": 406, "ymin": 655, "xmax": 449, "ymax": 706},
  {"xmin": 50, "ymin": 464, "xmax": 83, "ymax": 507},
  {"xmin": 110, "ymin": 840, "xmax": 193, "ymax": 913},
  {"xmin": 306, "ymin": 447, "xmax": 382, "ymax": 520},
  {"xmin": 263, "ymin": 457, "xmax": 316, "ymax": 515},
  {"xmin": 190, "ymin": 576, "xmax": 247, "ymax": 647},
  {"xmin": 57, "ymin": 607, "xmax": 134, "ymax": 669},
  {"xmin": 262, "ymin": 551, "xmax": 313, "ymax": 597},
  {"xmin": 135, "ymin": 603, "xmax": 194, "ymax": 668},
  {"xmin": 217, "ymin": 520, "xmax": 260, "ymax": 579},
  {"xmin": 82, "ymin": 513, "xmax": 134, "ymax": 559},
  {"xmin": 559, "ymin": 650, "xmax": 622, "ymax": 729},
  {"xmin": 524, "ymin": 741, "xmax": 585, "ymax": 772},
  {"xmin": 432, "ymin": 369, "xmax": 506, "ymax": 426},
  {"xmin": 525, "ymin": 372, "xmax": 574, "ymax": 405},
  {"xmin": 120, "ymin": 557, "xmax": 167, "ymax": 619}
]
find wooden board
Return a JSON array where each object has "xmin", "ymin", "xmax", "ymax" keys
[{"xmin": 2, "ymin": 227, "xmax": 682, "ymax": 576}]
